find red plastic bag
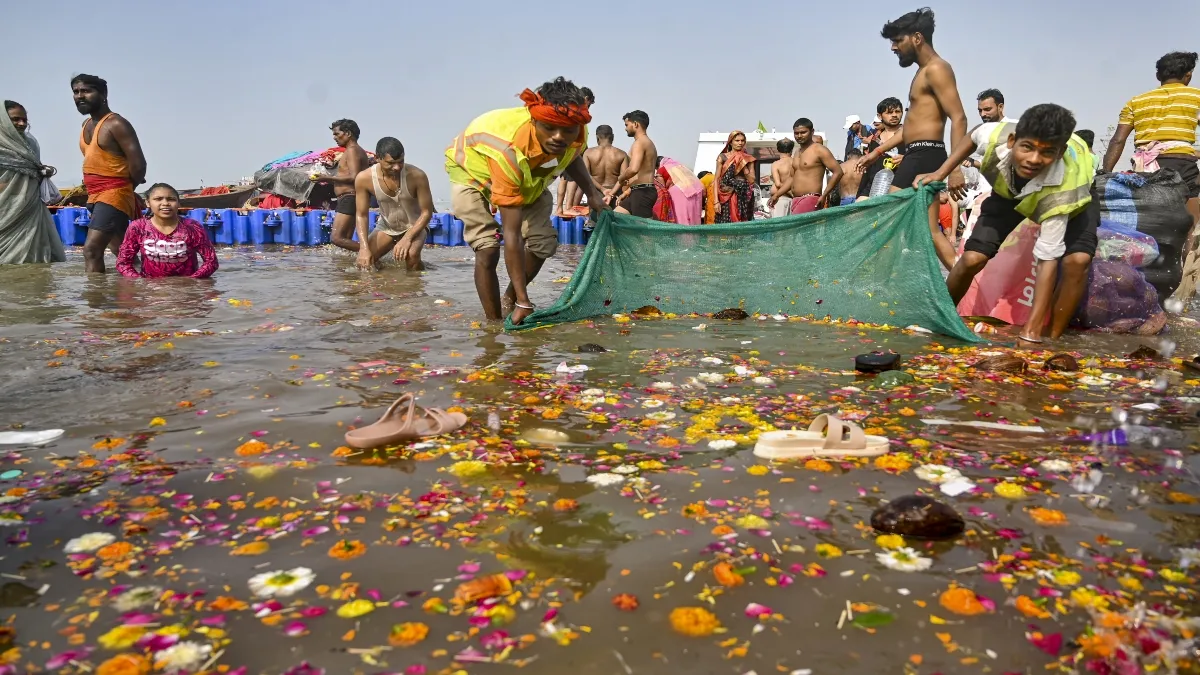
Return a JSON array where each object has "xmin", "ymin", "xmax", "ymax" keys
[{"xmin": 955, "ymin": 199, "xmax": 1040, "ymax": 325}]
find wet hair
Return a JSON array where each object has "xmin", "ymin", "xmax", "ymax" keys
[
  {"xmin": 1156, "ymin": 51, "xmax": 1198, "ymax": 82},
  {"xmin": 1014, "ymin": 103, "xmax": 1076, "ymax": 148},
  {"xmin": 596, "ymin": 124, "xmax": 614, "ymax": 140},
  {"xmin": 581, "ymin": 87, "xmax": 595, "ymax": 105},
  {"xmin": 622, "ymin": 110, "xmax": 650, "ymax": 129},
  {"xmin": 1075, "ymin": 129, "xmax": 1095, "ymax": 148},
  {"xmin": 881, "ymin": 7, "xmax": 935, "ymax": 44},
  {"xmin": 70, "ymin": 74, "xmax": 108, "ymax": 96},
  {"xmin": 330, "ymin": 119, "xmax": 360, "ymax": 140},
  {"xmin": 697, "ymin": 171, "xmax": 712, "ymax": 179},
  {"xmin": 375, "ymin": 136, "xmax": 404, "ymax": 159},
  {"xmin": 877, "ymin": 97, "xmax": 903, "ymax": 114},
  {"xmin": 846, "ymin": 148, "xmax": 863, "ymax": 158},
  {"xmin": 977, "ymin": 88, "xmax": 1004, "ymax": 105},
  {"xmin": 535, "ymin": 77, "xmax": 589, "ymax": 117},
  {"xmin": 4, "ymin": 100, "xmax": 22, "ymax": 112},
  {"xmin": 793, "ymin": 118, "xmax": 813, "ymax": 130},
  {"xmin": 776, "ymin": 138, "xmax": 795, "ymax": 154},
  {"xmin": 145, "ymin": 182, "xmax": 180, "ymax": 199}
]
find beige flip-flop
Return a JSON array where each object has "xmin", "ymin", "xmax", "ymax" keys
[
  {"xmin": 344, "ymin": 393, "xmax": 468, "ymax": 449},
  {"xmin": 753, "ymin": 414, "xmax": 890, "ymax": 460}
]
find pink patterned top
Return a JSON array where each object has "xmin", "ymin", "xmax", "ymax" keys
[{"xmin": 116, "ymin": 218, "xmax": 218, "ymax": 278}]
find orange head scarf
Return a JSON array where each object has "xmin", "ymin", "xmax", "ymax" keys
[{"xmin": 519, "ymin": 89, "xmax": 592, "ymax": 127}]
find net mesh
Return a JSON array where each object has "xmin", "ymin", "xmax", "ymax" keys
[{"xmin": 508, "ymin": 184, "xmax": 980, "ymax": 342}]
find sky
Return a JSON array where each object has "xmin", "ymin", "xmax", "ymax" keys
[{"xmin": 4, "ymin": 0, "xmax": 1194, "ymax": 202}]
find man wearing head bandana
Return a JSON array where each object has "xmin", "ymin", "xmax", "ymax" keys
[{"xmin": 446, "ymin": 77, "xmax": 608, "ymax": 325}]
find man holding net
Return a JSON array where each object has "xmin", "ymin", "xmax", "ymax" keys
[{"xmin": 446, "ymin": 77, "xmax": 609, "ymax": 325}]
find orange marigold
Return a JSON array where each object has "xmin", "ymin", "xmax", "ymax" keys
[
  {"xmin": 1015, "ymin": 595, "xmax": 1051, "ymax": 619},
  {"xmin": 873, "ymin": 454, "xmax": 912, "ymax": 473},
  {"xmin": 1077, "ymin": 632, "xmax": 1119, "ymax": 659},
  {"xmin": 681, "ymin": 502, "xmax": 709, "ymax": 518},
  {"xmin": 711, "ymin": 525, "xmax": 735, "ymax": 536},
  {"xmin": 669, "ymin": 606, "xmax": 721, "ymax": 637},
  {"xmin": 612, "ymin": 593, "xmax": 639, "ymax": 611},
  {"xmin": 96, "ymin": 653, "xmax": 151, "ymax": 675},
  {"xmin": 712, "ymin": 562, "xmax": 745, "ymax": 587},
  {"xmin": 454, "ymin": 574, "xmax": 513, "ymax": 604},
  {"xmin": 939, "ymin": 585, "xmax": 989, "ymax": 616},
  {"xmin": 96, "ymin": 541, "xmax": 134, "ymax": 562},
  {"xmin": 231, "ymin": 541, "xmax": 270, "ymax": 556},
  {"xmin": 388, "ymin": 622, "xmax": 429, "ymax": 647},
  {"xmin": 1029, "ymin": 507, "xmax": 1068, "ymax": 526},
  {"xmin": 236, "ymin": 440, "xmax": 270, "ymax": 457},
  {"xmin": 552, "ymin": 498, "xmax": 579, "ymax": 512},
  {"xmin": 92, "ymin": 438, "xmax": 127, "ymax": 451},
  {"xmin": 328, "ymin": 539, "xmax": 367, "ymax": 560},
  {"xmin": 804, "ymin": 458, "xmax": 833, "ymax": 472}
]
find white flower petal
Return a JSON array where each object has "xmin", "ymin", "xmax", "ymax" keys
[
  {"xmin": 64, "ymin": 532, "xmax": 117, "ymax": 553},
  {"xmin": 585, "ymin": 473, "xmax": 626, "ymax": 487},
  {"xmin": 708, "ymin": 439, "xmax": 737, "ymax": 450},
  {"xmin": 876, "ymin": 547, "xmax": 933, "ymax": 572},
  {"xmin": 248, "ymin": 567, "xmax": 315, "ymax": 598}
]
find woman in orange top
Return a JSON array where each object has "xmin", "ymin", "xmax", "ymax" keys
[
  {"xmin": 72, "ymin": 74, "xmax": 146, "ymax": 273},
  {"xmin": 713, "ymin": 131, "xmax": 756, "ymax": 223}
]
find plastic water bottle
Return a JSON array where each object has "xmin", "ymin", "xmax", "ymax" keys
[{"xmin": 869, "ymin": 166, "xmax": 895, "ymax": 197}]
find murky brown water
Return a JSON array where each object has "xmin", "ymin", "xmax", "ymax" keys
[{"xmin": 1, "ymin": 246, "xmax": 1198, "ymax": 675}]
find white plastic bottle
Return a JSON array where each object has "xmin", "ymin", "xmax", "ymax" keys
[{"xmin": 869, "ymin": 166, "xmax": 895, "ymax": 197}]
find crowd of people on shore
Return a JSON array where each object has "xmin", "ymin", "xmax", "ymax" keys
[{"xmin": 1, "ymin": 7, "xmax": 1198, "ymax": 341}]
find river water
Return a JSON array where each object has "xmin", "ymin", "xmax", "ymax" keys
[{"xmin": 1, "ymin": 246, "xmax": 1198, "ymax": 675}]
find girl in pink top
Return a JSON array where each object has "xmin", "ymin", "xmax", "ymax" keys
[{"xmin": 117, "ymin": 183, "xmax": 218, "ymax": 278}]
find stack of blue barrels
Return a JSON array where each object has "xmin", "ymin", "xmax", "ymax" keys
[{"xmin": 49, "ymin": 208, "xmax": 592, "ymax": 248}]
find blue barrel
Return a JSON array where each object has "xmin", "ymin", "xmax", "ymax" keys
[
  {"xmin": 368, "ymin": 211, "xmax": 379, "ymax": 238},
  {"xmin": 570, "ymin": 216, "xmax": 586, "ymax": 245},
  {"xmin": 303, "ymin": 211, "xmax": 329, "ymax": 245},
  {"xmin": 53, "ymin": 209, "xmax": 75, "ymax": 245},
  {"xmin": 450, "ymin": 217, "xmax": 465, "ymax": 246},
  {"xmin": 72, "ymin": 208, "xmax": 91, "ymax": 244},
  {"xmin": 287, "ymin": 210, "xmax": 306, "ymax": 245},
  {"xmin": 429, "ymin": 213, "xmax": 450, "ymax": 246}
]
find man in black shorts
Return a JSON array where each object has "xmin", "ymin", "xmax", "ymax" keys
[
  {"xmin": 855, "ymin": 8, "xmax": 969, "ymax": 270},
  {"xmin": 607, "ymin": 110, "xmax": 658, "ymax": 219},
  {"xmin": 316, "ymin": 119, "xmax": 370, "ymax": 258},
  {"xmin": 915, "ymin": 104, "xmax": 1098, "ymax": 343}
]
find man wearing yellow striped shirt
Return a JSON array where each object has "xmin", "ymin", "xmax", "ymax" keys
[{"xmin": 1103, "ymin": 51, "xmax": 1200, "ymax": 225}]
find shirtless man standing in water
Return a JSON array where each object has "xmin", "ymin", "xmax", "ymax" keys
[
  {"xmin": 319, "ymin": 119, "xmax": 370, "ymax": 254},
  {"xmin": 770, "ymin": 118, "xmax": 842, "ymax": 214},
  {"xmin": 856, "ymin": 7, "xmax": 968, "ymax": 270},
  {"xmin": 607, "ymin": 110, "xmax": 658, "ymax": 218},
  {"xmin": 582, "ymin": 125, "xmax": 629, "ymax": 200},
  {"xmin": 768, "ymin": 138, "xmax": 795, "ymax": 217}
]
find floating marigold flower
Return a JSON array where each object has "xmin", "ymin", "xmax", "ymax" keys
[
  {"xmin": 939, "ymin": 585, "xmax": 989, "ymax": 616},
  {"xmin": 96, "ymin": 541, "xmax": 135, "ymax": 562},
  {"xmin": 712, "ymin": 562, "xmax": 744, "ymax": 587},
  {"xmin": 804, "ymin": 458, "xmax": 833, "ymax": 472},
  {"xmin": 336, "ymin": 599, "xmax": 376, "ymax": 619},
  {"xmin": 388, "ymin": 622, "xmax": 429, "ymax": 647},
  {"xmin": 612, "ymin": 593, "xmax": 639, "ymax": 611},
  {"xmin": 993, "ymin": 482, "xmax": 1026, "ymax": 499},
  {"xmin": 669, "ymin": 607, "xmax": 721, "ymax": 637},
  {"xmin": 681, "ymin": 502, "xmax": 709, "ymax": 518},
  {"xmin": 815, "ymin": 543, "xmax": 843, "ymax": 559},
  {"xmin": 1029, "ymin": 507, "xmax": 1068, "ymax": 526},
  {"xmin": 98, "ymin": 625, "xmax": 147, "ymax": 650},
  {"xmin": 711, "ymin": 525, "xmax": 735, "ymax": 536},
  {"xmin": 236, "ymin": 440, "xmax": 269, "ymax": 457},
  {"xmin": 331, "ymin": 446, "xmax": 356, "ymax": 458},
  {"xmin": 328, "ymin": 539, "xmax": 367, "ymax": 560},
  {"xmin": 552, "ymin": 499, "xmax": 579, "ymax": 512},
  {"xmin": 96, "ymin": 653, "xmax": 151, "ymax": 675},
  {"xmin": 1015, "ymin": 595, "xmax": 1051, "ymax": 619},
  {"xmin": 449, "ymin": 460, "xmax": 488, "ymax": 478},
  {"xmin": 746, "ymin": 465, "xmax": 770, "ymax": 476},
  {"xmin": 92, "ymin": 438, "xmax": 127, "ymax": 451},
  {"xmin": 875, "ymin": 534, "xmax": 906, "ymax": 549},
  {"xmin": 231, "ymin": 541, "xmax": 270, "ymax": 556},
  {"xmin": 873, "ymin": 454, "xmax": 912, "ymax": 473},
  {"xmin": 1077, "ymin": 632, "xmax": 1119, "ymax": 659},
  {"xmin": 454, "ymin": 574, "xmax": 512, "ymax": 604}
]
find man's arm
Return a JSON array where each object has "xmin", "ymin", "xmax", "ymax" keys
[
  {"xmin": 928, "ymin": 62, "xmax": 969, "ymax": 154},
  {"xmin": 818, "ymin": 147, "xmax": 844, "ymax": 206},
  {"xmin": 611, "ymin": 140, "xmax": 645, "ymax": 194},
  {"xmin": 323, "ymin": 149, "xmax": 368, "ymax": 186},
  {"xmin": 915, "ymin": 124, "xmax": 985, "ymax": 185},
  {"xmin": 1102, "ymin": 124, "xmax": 1134, "ymax": 173},
  {"xmin": 110, "ymin": 117, "xmax": 147, "ymax": 186},
  {"xmin": 353, "ymin": 171, "xmax": 374, "ymax": 267},
  {"xmin": 406, "ymin": 169, "xmax": 435, "ymax": 236}
]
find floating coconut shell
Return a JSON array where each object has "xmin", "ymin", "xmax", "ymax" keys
[
  {"xmin": 973, "ymin": 354, "xmax": 1028, "ymax": 373},
  {"xmin": 712, "ymin": 308, "xmax": 749, "ymax": 320},
  {"xmin": 631, "ymin": 305, "xmax": 662, "ymax": 318},
  {"xmin": 1043, "ymin": 354, "xmax": 1079, "ymax": 372},
  {"xmin": 870, "ymin": 495, "xmax": 965, "ymax": 540},
  {"xmin": 577, "ymin": 343, "xmax": 608, "ymax": 353}
]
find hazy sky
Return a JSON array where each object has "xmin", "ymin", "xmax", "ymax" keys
[{"xmin": 5, "ymin": 0, "xmax": 1192, "ymax": 201}]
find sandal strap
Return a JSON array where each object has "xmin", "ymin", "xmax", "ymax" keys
[
  {"xmin": 423, "ymin": 407, "xmax": 457, "ymax": 435},
  {"xmin": 809, "ymin": 414, "xmax": 867, "ymax": 450},
  {"xmin": 379, "ymin": 393, "xmax": 416, "ymax": 425}
]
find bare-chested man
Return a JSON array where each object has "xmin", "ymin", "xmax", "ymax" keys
[
  {"xmin": 855, "ymin": 7, "xmax": 968, "ymax": 270},
  {"xmin": 769, "ymin": 138, "xmax": 795, "ymax": 217},
  {"xmin": 72, "ymin": 74, "xmax": 147, "ymax": 273},
  {"xmin": 352, "ymin": 137, "xmax": 435, "ymax": 271},
  {"xmin": 582, "ymin": 125, "xmax": 629, "ymax": 200},
  {"xmin": 770, "ymin": 118, "xmax": 842, "ymax": 214},
  {"xmin": 838, "ymin": 149, "xmax": 864, "ymax": 205},
  {"xmin": 607, "ymin": 110, "xmax": 658, "ymax": 218},
  {"xmin": 856, "ymin": 97, "xmax": 905, "ymax": 202},
  {"xmin": 554, "ymin": 88, "xmax": 596, "ymax": 216},
  {"xmin": 319, "ymin": 119, "xmax": 370, "ymax": 253}
]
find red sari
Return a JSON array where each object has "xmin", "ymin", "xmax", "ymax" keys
[
  {"xmin": 653, "ymin": 166, "xmax": 676, "ymax": 222},
  {"xmin": 713, "ymin": 131, "xmax": 756, "ymax": 223}
]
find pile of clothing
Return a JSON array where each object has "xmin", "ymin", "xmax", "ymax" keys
[{"xmin": 254, "ymin": 148, "xmax": 375, "ymax": 204}]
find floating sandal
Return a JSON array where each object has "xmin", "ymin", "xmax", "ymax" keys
[
  {"xmin": 753, "ymin": 414, "xmax": 890, "ymax": 460},
  {"xmin": 0, "ymin": 429, "xmax": 64, "ymax": 446},
  {"xmin": 344, "ymin": 393, "xmax": 467, "ymax": 450}
]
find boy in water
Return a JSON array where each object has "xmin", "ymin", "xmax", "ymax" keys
[{"xmin": 915, "ymin": 103, "xmax": 1098, "ymax": 343}]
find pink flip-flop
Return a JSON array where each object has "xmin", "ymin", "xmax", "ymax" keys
[{"xmin": 344, "ymin": 393, "xmax": 468, "ymax": 449}]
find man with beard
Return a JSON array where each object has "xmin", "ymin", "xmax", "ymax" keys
[
  {"xmin": 769, "ymin": 119, "xmax": 842, "ymax": 214},
  {"xmin": 72, "ymin": 74, "xmax": 147, "ymax": 273},
  {"xmin": 607, "ymin": 110, "xmax": 658, "ymax": 218},
  {"xmin": 856, "ymin": 96, "xmax": 905, "ymax": 201},
  {"xmin": 319, "ymin": 119, "xmax": 370, "ymax": 260},
  {"xmin": 351, "ymin": 137, "xmax": 435, "ymax": 271},
  {"xmin": 856, "ymin": 7, "xmax": 968, "ymax": 270}
]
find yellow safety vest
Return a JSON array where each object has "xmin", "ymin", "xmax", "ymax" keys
[
  {"xmin": 980, "ymin": 122, "xmax": 1095, "ymax": 223},
  {"xmin": 445, "ymin": 106, "xmax": 587, "ymax": 205}
]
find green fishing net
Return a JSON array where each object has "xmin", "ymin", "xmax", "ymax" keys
[{"xmin": 507, "ymin": 184, "xmax": 980, "ymax": 343}]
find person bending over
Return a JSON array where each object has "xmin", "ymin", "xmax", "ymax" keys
[
  {"xmin": 352, "ymin": 137, "xmax": 434, "ymax": 271},
  {"xmin": 916, "ymin": 103, "xmax": 1097, "ymax": 343},
  {"xmin": 117, "ymin": 183, "xmax": 218, "ymax": 279}
]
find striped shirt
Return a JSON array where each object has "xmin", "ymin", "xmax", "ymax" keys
[{"xmin": 1118, "ymin": 83, "xmax": 1200, "ymax": 155}]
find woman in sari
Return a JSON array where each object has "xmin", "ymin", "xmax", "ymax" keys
[
  {"xmin": 0, "ymin": 101, "xmax": 64, "ymax": 264},
  {"xmin": 698, "ymin": 171, "xmax": 715, "ymax": 224},
  {"xmin": 713, "ymin": 131, "xmax": 756, "ymax": 223},
  {"xmin": 655, "ymin": 157, "xmax": 704, "ymax": 225},
  {"xmin": 652, "ymin": 156, "xmax": 676, "ymax": 223}
]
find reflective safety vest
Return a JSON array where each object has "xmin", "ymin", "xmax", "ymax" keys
[
  {"xmin": 445, "ymin": 106, "xmax": 586, "ymax": 205},
  {"xmin": 980, "ymin": 122, "xmax": 1095, "ymax": 223}
]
